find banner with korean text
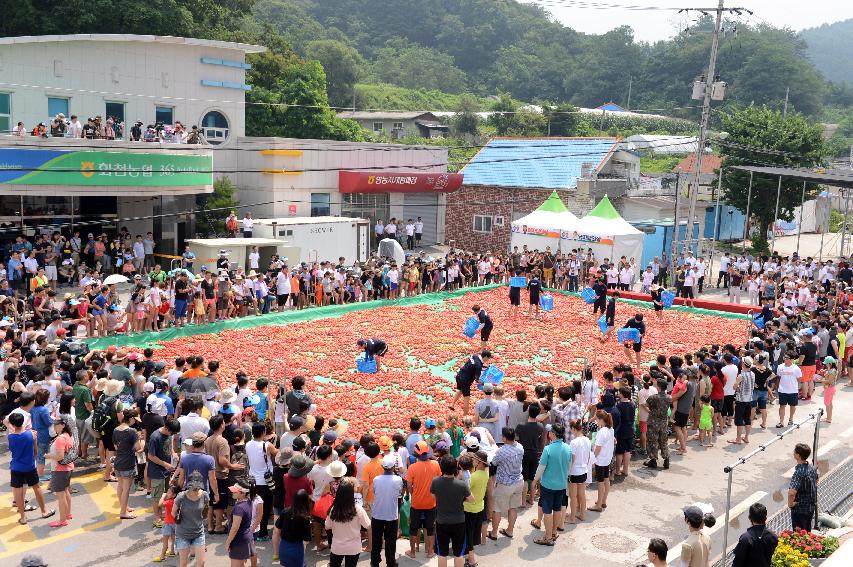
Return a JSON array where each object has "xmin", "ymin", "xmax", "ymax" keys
[{"xmin": 0, "ymin": 148, "xmax": 213, "ymax": 186}]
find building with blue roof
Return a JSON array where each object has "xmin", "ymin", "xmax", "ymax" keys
[{"xmin": 447, "ymin": 137, "xmax": 639, "ymax": 252}]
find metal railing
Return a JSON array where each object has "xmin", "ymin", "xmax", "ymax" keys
[{"xmin": 720, "ymin": 408, "xmax": 823, "ymax": 557}]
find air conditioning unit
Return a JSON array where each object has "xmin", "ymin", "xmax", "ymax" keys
[{"xmin": 493, "ymin": 216, "xmax": 505, "ymax": 226}]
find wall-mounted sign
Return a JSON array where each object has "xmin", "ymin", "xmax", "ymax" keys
[
  {"xmin": 560, "ymin": 230, "xmax": 615, "ymax": 245},
  {"xmin": 0, "ymin": 148, "xmax": 213, "ymax": 186},
  {"xmin": 338, "ymin": 170, "xmax": 463, "ymax": 193}
]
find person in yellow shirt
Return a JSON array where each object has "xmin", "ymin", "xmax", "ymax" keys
[
  {"xmin": 462, "ymin": 451, "xmax": 489, "ymax": 567},
  {"xmin": 30, "ymin": 267, "xmax": 49, "ymax": 292}
]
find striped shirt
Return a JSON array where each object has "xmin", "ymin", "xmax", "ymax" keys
[{"xmin": 491, "ymin": 441, "xmax": 524, "ymax": 486}]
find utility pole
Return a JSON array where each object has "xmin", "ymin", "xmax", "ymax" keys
[
  {"xmin": 783, "ymin": 87, "xmax": 790, "ymax": 119},
  {"xmin": 626, "ymin": 75, "xmax": 633, "ymax": 111},
  {"xmin": 682, "ymin": 1, "xmax": 749, "ymax": 259}
]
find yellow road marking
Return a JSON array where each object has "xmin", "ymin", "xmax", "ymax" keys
[{"xmin": 0, "ymin": 471, "xmax": 132, "ymax": 559}]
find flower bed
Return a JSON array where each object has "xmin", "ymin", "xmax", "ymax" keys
[
  {"xmin": 772, "ymin": 529, "xmax": 840, "ymax": 565},
  {"xmin": 143, "ymin": 288, "xmax": 746, "ymax": 435}
]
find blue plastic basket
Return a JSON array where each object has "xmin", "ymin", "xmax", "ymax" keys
[
  {"xmin": 597, "ymin": 314, "xmax": 609, "ymax": 334},
  {"xmin": 540, "ymin": 294, "xmax": 554, "ymax": 311},
  {"xmin": 463, "ymin": 316, "xmax": 480, "ymax": 338},
  {"xmin": 580, "ymin": 287, "xmax": 598, "ymax": 304},
  {"xmin": 661, "ymin": 290, "xmax": 675, "ymax": 308},
  {"xmin": 753, "ymin": 314, "xmax": 766, "ymax": 330},
  {"xmin": 509, "ymin": 276, "xmax": 527, "ymax": 288},
  {"xmin": 617, "ymin": 327, "xmax": 641, "ymax": 344},
  {"xmin": 477, "ymin": 365, "xmax": 505, "ymax": 391},
  {"xmin": 356, "ymin": 357, "xmax": 377, "ymax": 374}
]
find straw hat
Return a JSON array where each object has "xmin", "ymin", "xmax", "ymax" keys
[
  {"xmin": 95, "ymin": 377, "xmax": 108, "ymax": 392},
  {"xmin": 113, "ymin": 349, "xmax": 129, "ymax": 364},
  {"xmin": 247, "ymin": 270, "xmax": 258, "ymax": 278},
  {"xmin": 103, "ymin": 379, "xmax": 125, "ymax": 397},
  {"xmin": 328, "ymin": 460, "xmax": 347, "ymax": 479},
  {"xmin": 220, "ymin": 389, "xmax": 237, "ymax": 405}
]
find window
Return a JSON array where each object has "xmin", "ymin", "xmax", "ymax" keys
[
  {"xmin": 155, "ymin": 106, "xmax": 174, "ymax": 125},
  {"xmin": 0, "ymin": 93, "xmax": 10, "ymax": 134},
  {"xmin": 372, "ymin": 122, "xmax": 384, "ymax": 133},
  {"xmin": 47, "ymin": 97, "xmax": 68, "ymax": 119},
  {"xmin": 473, "ymin": 215, "xmax": 493, "ymax": 233},
  {"xmin": 310, "ymin": 193, "xmax": 331, "ymax": 216},
  {"xmin": 493, "ymin": 216, "xmax": 505, "ymax": 226},
  {"xmin": 105, "ymin": 102, "xmax": 125, "ymax": 123},
  {"xmin": 201, "ymin": 110, "xmax": 229, "ymax": 145},
  {"xmin": 392, "ymin": 122, "xmax": 403, "ymax": 130}
]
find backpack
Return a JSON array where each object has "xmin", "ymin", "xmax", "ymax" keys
[
  {"xmin": 92, "ymin": 395, "xmax": 118, "ymax": 438},
  {"xmin": 58, "ymin": 433, "xmax": 79, "ymax": 465}
]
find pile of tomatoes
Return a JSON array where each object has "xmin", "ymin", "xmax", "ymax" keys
[{"xmin": 147, "ymin": 289, "xmax": 746, "ymax": 435}]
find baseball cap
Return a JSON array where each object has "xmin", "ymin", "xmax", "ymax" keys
[
  {"xmin": 424, "ymin": 418, "xmax": 436, "ymax": 429},
  {"xmin": 143, "ymin": 382, "xmax": 155, "ymax": 393},
  {"xmin": 464, "ymin": 437, "xmax": 480, "ymax": 450},
  {"xmin": 482, "ymin": 383, "xmax": 495, "ymax": 394},
  {"xmin": 153, "ymin": 361, "xmax": 167, "ymax": 372},
  {"xmin": 414, "ymin": 440, "xmax": 430, "ymax": 456},
  {"xmin": 288, "ymin": 415, "xmax": 306, "ymax": 430},
  {"xmin": 434, "ymin": 440, "xmax": 449, "ymax": 453},
  {"xmin": 381, "ymin": 455, "xmax": 397, "ymax": 469},
  {"xmin": 323, "ymin": 430, "xmax": 339, "ymax": 443},
  {"xmin": 683, "ymin": 505, "xmax": 704, "ymax": 523},
  {"xmin": 823, "ymin": 355, "xmax": 837, "ymax": 365},
  {"xmin": 190, "ymin": 431, "xmax": 206, "ymax": 447},
  {"xmin": 228, "ymin": 483, "xmax": 250, "ymax": 495}
]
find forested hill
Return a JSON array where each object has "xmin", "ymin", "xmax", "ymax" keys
[
  {"xmin": 252, "ymin": 0, "xmax": 831, "ymax": 116},
  {"xmin": 801, "ymin": 19, "xmax": 853, "ymax": 86}
]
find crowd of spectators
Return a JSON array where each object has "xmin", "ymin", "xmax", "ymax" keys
[{"xmin": 10, "ymin": 113, "xmax": 204, "ymax": 144}]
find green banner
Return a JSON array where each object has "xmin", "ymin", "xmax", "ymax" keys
[{"xmin": 0, "ymin": 148, "xmax": 212, "ymax": 186}]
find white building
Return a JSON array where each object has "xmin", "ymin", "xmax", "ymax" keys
[
  {"xmin": 0, "ymin": 35, "xmax": 456, "ymax": 254},
  {"xmin": 0, "ymin": 34, "xmax": 264, "ymax": 143}
]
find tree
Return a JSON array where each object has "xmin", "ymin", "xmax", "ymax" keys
[
  {"xmin": 452, "ymin": 94, "xmax": 480, "ymax": 136},
  {"xmin": 304, "ymin": 39, "xmax": 365, "ymax": 108},
  {"xmin": 196, "ymin": 177, "xmax": 240, "ymax": 235},
  {"xmin": 244, "ymin": 33, "xmax": 365, "ymax": 141},
  {"xmin": 544, "ymin": 102, "xmax": 593, "ymax": 137},
  {"xmin": 488, "ymin": 93, "xmax": 519, "ymax": 136},
  {"xmin": 718, "ymin": 105, "xmax": 828, "ymax": 251},
  {"xmin": 371, "ymin": 39, "xmax": 468, "ymax": 93}
]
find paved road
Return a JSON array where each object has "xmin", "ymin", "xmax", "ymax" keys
[{"xmin": 2, "ymin": 382, "xmax": 851, "ymax": 567}]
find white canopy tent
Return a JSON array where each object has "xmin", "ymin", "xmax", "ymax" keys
[
  {"xmin": 510, "ymin": 191, "xmax": 580, "ymax": 251},
  {"xmin": 563, "ymin": 196, "xmax": 644, "ymax": 261}
]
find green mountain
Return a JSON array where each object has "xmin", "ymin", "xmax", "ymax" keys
[
  {"xmin": 801, "ymin": 19, "xmax": 853, "ymax": 85},
  {"xmin": 252, "ymin": 0, "xmax": 831, "ymax": 117}
]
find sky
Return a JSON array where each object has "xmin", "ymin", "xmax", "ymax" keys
[{"xmin": 523, "ymin": 0, "xmax": 853, "ymax": 43}]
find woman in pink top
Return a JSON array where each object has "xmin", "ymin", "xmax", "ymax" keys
[
  {"xmin": 324, "ymin": 479, "xmax": 370, "ymax": 567},
  {"xmin": 46, "ymin": 416, "xmax": 76, "ymax": 527}
]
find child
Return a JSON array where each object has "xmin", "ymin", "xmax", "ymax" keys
[
  {"xmin": 698, "ymin": 394, "xmax": 714, "ymax": 447},
  {"xmin": 820, "ymin": 356, "xmax": 837, "ymax": 423},
  {"xmin": 192, "ymin": 291, "xmax": 205, "ymax": 325},
  {"xmin": 229, "ymin": 430, "xmax": 250, "ymax": 485},
  {"xmin": 153, "ymin": 483, "xmax": 178, "ymax": 562},
  {"xmin": 446, "ymin": 413, "xmax": 465, "ymax": 458}
]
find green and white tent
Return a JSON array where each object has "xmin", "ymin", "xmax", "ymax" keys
[
  {"xmin": 565, "ymin": 195, "xmax": 644, "ymax": 261},
  {"xmin": 510, "ymin": 191, "xmax": 580, "ymax": 251}
]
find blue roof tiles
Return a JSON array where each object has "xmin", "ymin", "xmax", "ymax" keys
[{"xmin": 461, "ymin": 138, "xmax": 619, "ymax": 189}]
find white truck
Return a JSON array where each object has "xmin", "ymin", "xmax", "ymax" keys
[{"xmin": 251, "ymin": 216, "xmax": 370, "ymax": 264}]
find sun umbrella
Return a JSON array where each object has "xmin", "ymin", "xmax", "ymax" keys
[
  {"xmin": 103, "ymin": 274, "xmax": 129, "ymax": 285},
  {"xmin": 168, "ymin": 269, "xmax": 195, "ymax": 279},
  {"xmin": 179, "ymin": 376, "xmax": 219, "ymax": 394}
]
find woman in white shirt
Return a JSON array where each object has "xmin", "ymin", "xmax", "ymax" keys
[
  {"xmin": 245, "ymin": 423, "xmax": 279, "ymax": 541},
  {"xmin": 567, "ymin": 420, "xmax": 591, "ymax": 523},
  {"xmin": 589, "ymin": 410, "xmax": 615, "ymax": 513}
]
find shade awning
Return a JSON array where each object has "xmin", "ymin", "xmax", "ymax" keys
[{"xmin": 730, "ymin": 166, "xmax": 853, "ymax": 189}]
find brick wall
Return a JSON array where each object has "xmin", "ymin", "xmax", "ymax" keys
[{"xmin": 446, "ymin": 185, "xmax": 588, "ymax": 252}]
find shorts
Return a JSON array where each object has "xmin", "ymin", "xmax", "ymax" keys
[
  {"xmin": 711, "ymin": 399, "xmax": 724, "ymax": 414},
  {"xmin": 723, "ymin": 395, "xmax": 736, "ymax": 417},
  {"xmin": 615, "ymin": 436, "xmax": 633, "ymax": 455},
  {"xmin": 390, "ymin": 283, "xmax": 399, "ymax": 291},
  {"xmin": 800, "ymin": 365, "xmax": 816, "ymax": 383},
  {"xmin": 752, "ymin": 390, "xmax": 768, "ymax": 410},
  {"xmin": 150, "ymin": 478, "xmax": 167, "ymax": 502},
  {"xmin": 37, "ymin": 438, "xmax": 50, "ymax": 465},
  {"xmin": 539, "ymin": 486, "xmax": 565, "ymax": 514},
  {"xmin": 593, "ymin": 465, "xmax": 610, "ymax": 483},
  {"xmin": 455, "ymin": 379, "xmax": 472, "ymax": 398},
  {"xmin": 205, "ymin": 298, "xmax": 216, "ymax": 306},
  {"xmin": 734, "ymin": 401, "xmax": 753, "ymax": 426},
  {"xmin": 569, "ymin": 474, "xmax": 587, "ymax": 484},
  {"xmin": 77, "ymin": 417, "xmax": 96, "ymax": 446},
  {"xmin": 464, "ymin": 511, "xmax": 482, "ymax": 549},
  {"xmin": 824, "ymin": 386, "xmax": 836, "ymax": 406},
  {"xmin": 522, "ymin": 453, "xmax": 539, "ymax": 481},
  {"xmin": 509, "ymin": 293, "xmax": 520, "ymax": 306},
  {"xmin": 629, "ymin": 342, "xmax": 642, "ymax": 353},
  {"xmin": 212, "ymin": 478, "xmax": 230, "ymax": 510},
  {"xmin": 543, "ymin": 268, "xmax": 554, "ymax": 280},
  {"xmin": 480, "ymin": 325, "xmax": 492, "ymax": 342},
  {"xmin": 434, "ymin": 522, "xmax": 466, "ymax": 558},
  {"xmin": 228, "ymin": 539, "xmax": 255, "ymax": 561},
  {"xmin": 779, "ymin": 392, "xmax": 799, "ymax": 407},
  {"xmin": 176, "ymin": 534, "xmax": 205, "ymax": 551},
  {"xmin": 174, "ymin": 299, "xmax": 188, "ymax": 318},
  {"xmin": 102, "ymin": 432, "xmax": 116, "ymax": 452},
  {"xmin": 10, "ymin": 469, "xmax": 40, "ymax": 488},
  {"xmin": 136, "ymin": 311, "xmax": 146, "ymax": 320},
  {"xmin": 681, "ymin": 286, "xmax": 694, "ymax": 299},
  {"xmin": 493, "ymin": 481, "xmax": 523, "ymax": 514},
  {"xmin": 639, "ymin": 420, "xmax": 648, "ymax": 434},
  {"xmin": 115, "ymin": 468, "xmax": 136, "ymax": 478},
  {"xmin": 49, "ymin": 470, "xmax": 72, "ymax": 492},
  {"xmin": 409, "ymin": 507, "xmax": 436, "ymax": 535},
  {"xmin": 673, "ymin": 411, "xmax": 689, "ymax": 427},
  {"xmin": 161, "ymin": 523, "xmax": 177, "ymax": 536}
]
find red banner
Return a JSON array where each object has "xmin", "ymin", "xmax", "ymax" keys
[{"xmin": 338, "ymin": 171, "xmax": 463, "ymax": 193}]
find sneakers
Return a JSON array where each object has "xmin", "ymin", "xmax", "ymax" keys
[
  {"xmin": 642, "ymin": 460, "xmax": 657, "ymax": 469},
  {"xmin": 152, "ymin": 557, "xmax": 165, "ymax": 563},
  {"xmin": 663, "ymin": 458, "xmax": 670, "ymax": 470}
]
